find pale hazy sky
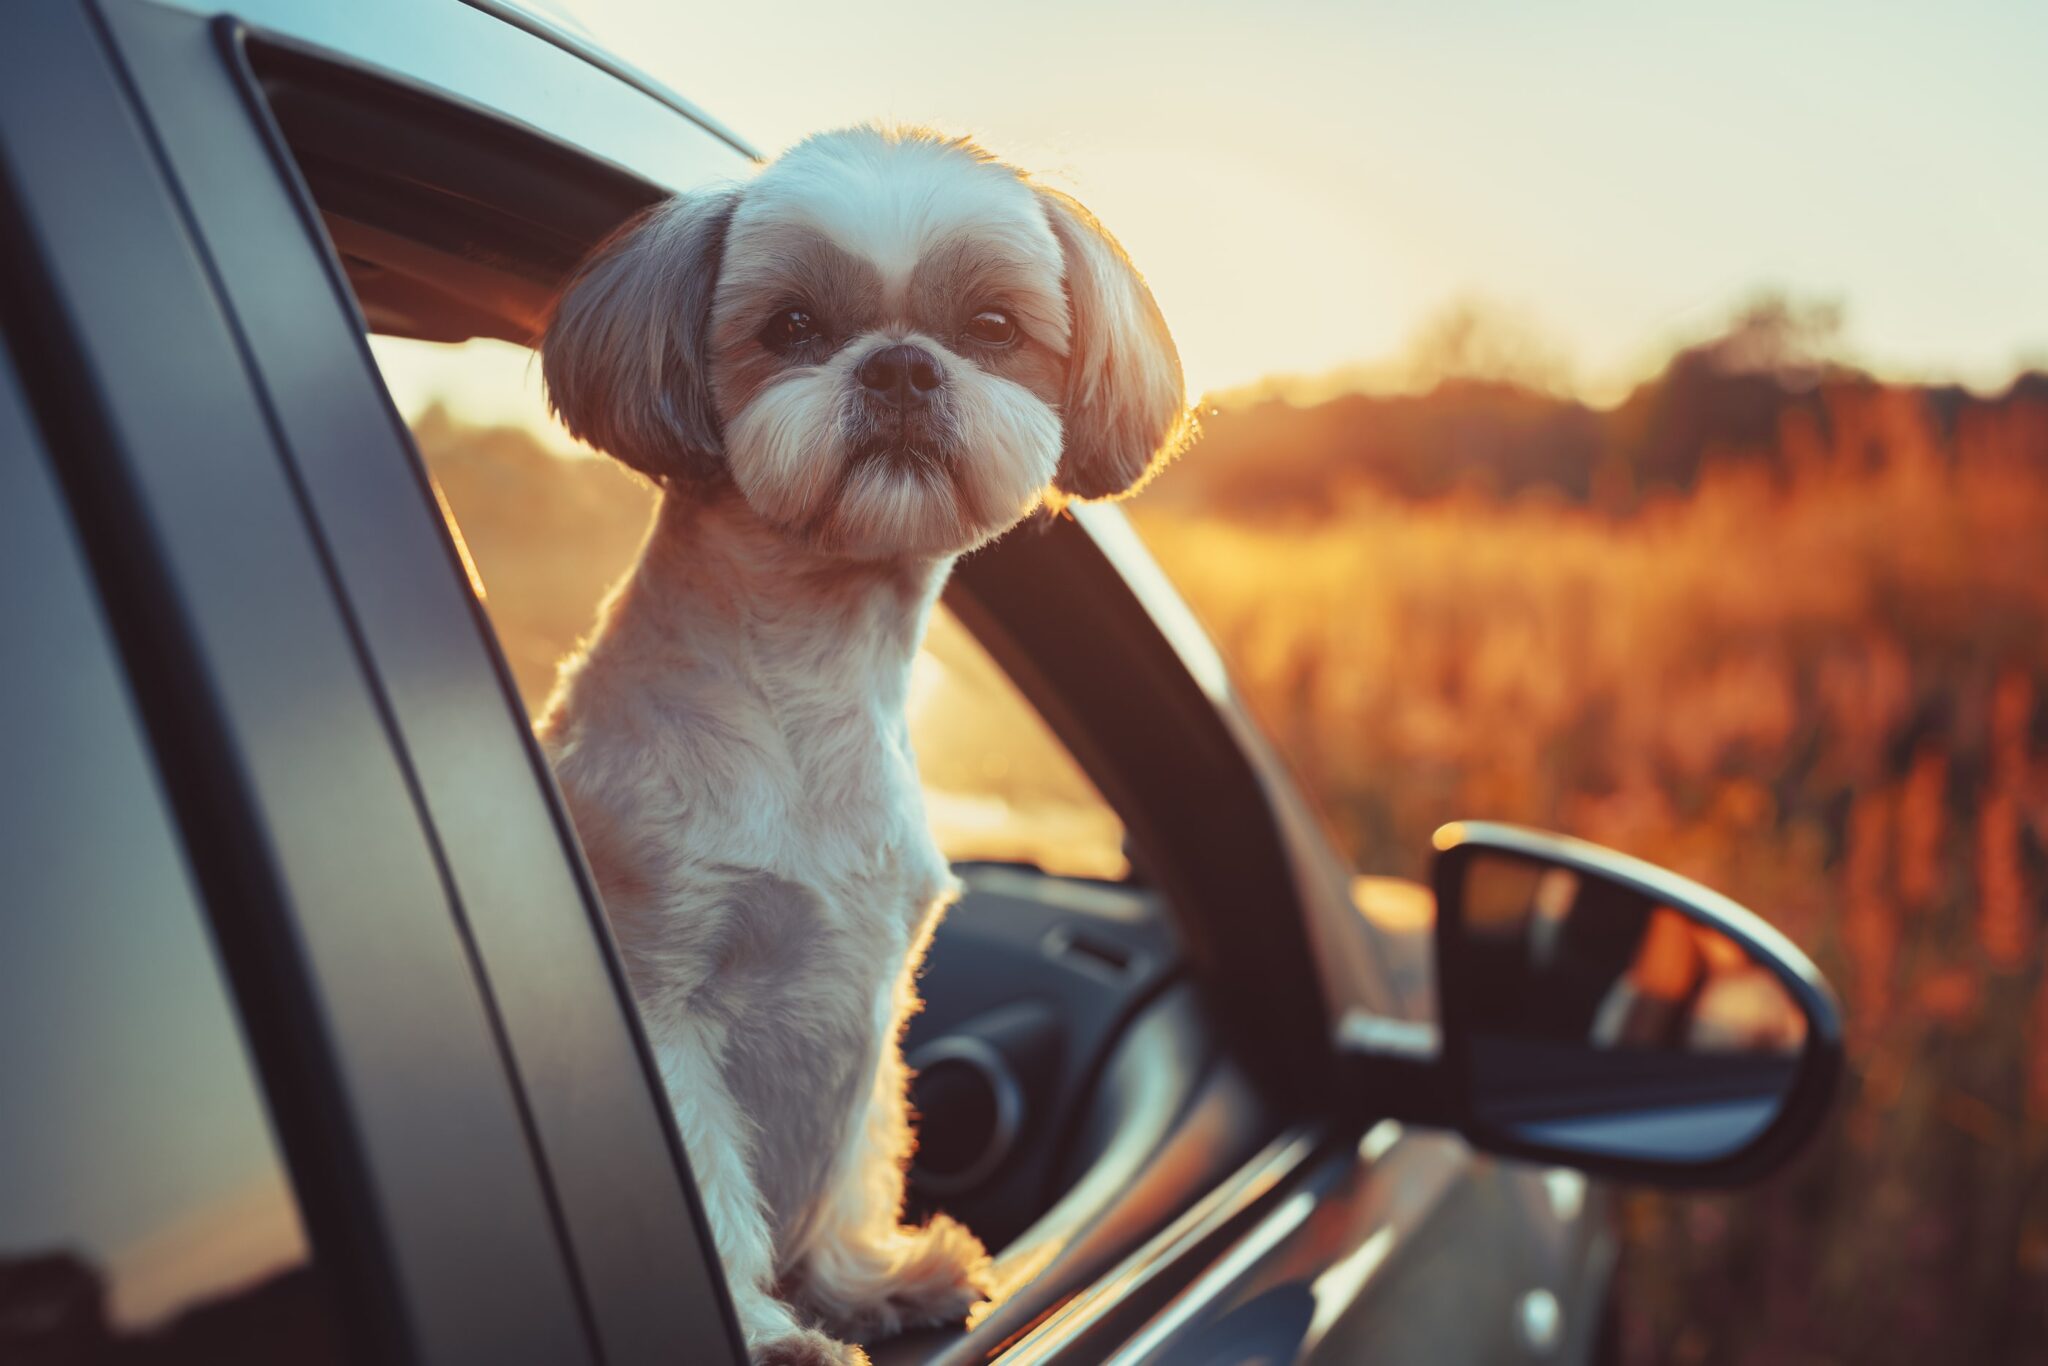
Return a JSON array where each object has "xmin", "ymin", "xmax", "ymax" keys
[{"xmin": 551, "ymin": 0, "xmax": 2045, "ymax": 404}]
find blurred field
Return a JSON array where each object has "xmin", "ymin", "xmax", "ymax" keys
[
  {"xmin": 1133, "ymin": 372, "xmax": 2048, "ymax": 1366},
  {"xmin": 408, "ymin": 308, "xmax": 2048, "ymax": 1366}
]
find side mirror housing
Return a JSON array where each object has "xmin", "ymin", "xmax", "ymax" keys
[{"xmin": 1349, "ymin": 822, "xmax": 1843, "ymax": 1188}]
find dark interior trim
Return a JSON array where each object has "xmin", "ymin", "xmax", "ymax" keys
[{"xmin": 248, "ymin": 32, "xmax": 666, "ymax": 342}]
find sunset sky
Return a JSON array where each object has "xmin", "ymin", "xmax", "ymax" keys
[{"xmin": 547, "ymin": 0, "xmax": 2044, "ymax": 406}]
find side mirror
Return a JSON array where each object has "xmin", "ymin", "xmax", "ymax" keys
[{"xmin": 1350, "ymin": 822, "xmax": 1843, "ymax": 1187}]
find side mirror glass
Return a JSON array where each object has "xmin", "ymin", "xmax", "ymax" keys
[{"xmin": 1431, "ymin": 822, "xmax": 1842, "ymax": 1184}]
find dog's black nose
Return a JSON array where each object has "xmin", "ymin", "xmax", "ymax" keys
[{"xmin": 857, "ymin": 344, "xmax": 943, "ymax": 408}]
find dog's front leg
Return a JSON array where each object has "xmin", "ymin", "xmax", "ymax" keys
[
  {"xmin": 661, "ymin": 1025, "xmax": 869, "ymax": 1365},
  {"xmin": 787, "ymin": 1033, "xmax": 992, "ymax": 1341}
]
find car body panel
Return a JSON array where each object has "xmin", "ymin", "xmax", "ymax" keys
[{"xmin": 1101, "ymin": 1125, "xmax": 1616, "ymax": 1365}]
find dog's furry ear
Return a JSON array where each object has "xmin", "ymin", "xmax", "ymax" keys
[
  {"xmin": 543, "ymin": 190, "xmax": 739, "ymax": 483},
  {"xmin": 1037, "ymin": 188, "xmax": 1193, "ymax": 500}
]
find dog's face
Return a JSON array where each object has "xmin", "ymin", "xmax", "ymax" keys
[{"xmin": 543, "ymin": 127, "xmax": 1191, "ymax": 560}]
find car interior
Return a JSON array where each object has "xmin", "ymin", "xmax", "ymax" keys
[{"xmin": 246, "ymin": 39, "xmax": 1282, "ymax": 1356}]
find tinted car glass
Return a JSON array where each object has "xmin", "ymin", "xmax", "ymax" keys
[{"xmin": 0, "ymin": 350, "xmax": 347, "ymax": 1364}]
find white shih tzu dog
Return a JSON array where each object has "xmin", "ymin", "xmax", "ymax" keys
[{"xmin": 536, "ymin": 126, "xmax": 1189, "ymax": 1365}]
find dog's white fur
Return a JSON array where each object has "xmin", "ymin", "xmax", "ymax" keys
[{"xmin": 537, "ymin": 127, "xmax": 1189, "ymax": 1365}]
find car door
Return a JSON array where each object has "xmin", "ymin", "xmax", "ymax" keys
[{"xmin": 0, "ymin": 5, "xmax": 740, "ymax": 1364}]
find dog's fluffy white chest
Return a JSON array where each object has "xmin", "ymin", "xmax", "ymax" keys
[
  {"xmin": 677, "ymin": 847, "xmax": 947, "ymax": 1246},
  {"xmin": 540, "ymin": 500, "xmax": 957, "ymax": 1253}
]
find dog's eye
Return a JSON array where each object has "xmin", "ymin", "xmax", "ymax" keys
[
  {"xmin": 761, "ymin": 308, "xmax": 822, "ymax": 353},
  {"xmin": 964, "ymin": 310, "xmax": 1017, "ymax": 347}
]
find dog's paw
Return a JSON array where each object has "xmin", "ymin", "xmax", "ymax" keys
[
  {"xmin": 788, "ymin": 1213, "xmax": 994, "ymax": 1340},
  {"xmin": 753, "ymin": 1327, "xmax": 870, "ymax": 1366},
  {"xmin": 869, "ymin": 1214, "xmax": 993, "ymax": 1332}
]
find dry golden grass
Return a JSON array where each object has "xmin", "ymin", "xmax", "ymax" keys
[{"xmin": 1131, "ymin": 382, "xmax": 2048, "ymax": 1365}]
